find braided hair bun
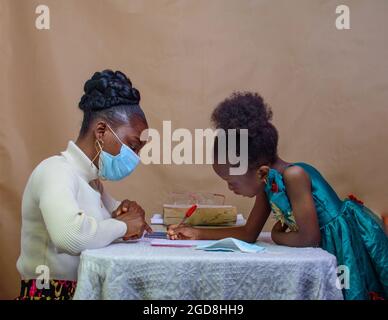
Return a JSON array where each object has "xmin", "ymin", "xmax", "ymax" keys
[{"xmin": 79, "ymin": 70, "xmax": 141, "ymax": 112}]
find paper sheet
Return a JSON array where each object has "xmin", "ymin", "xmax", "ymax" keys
[{"xmin": 150, "ymin": 239, "xmax": 215, "ymax": 247}]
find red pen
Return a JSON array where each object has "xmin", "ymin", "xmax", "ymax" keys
[{"xmin": 177, "ymin": 204, "xmax": 197, "ymax": 227}]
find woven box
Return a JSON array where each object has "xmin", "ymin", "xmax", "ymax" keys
[{"xmin": 163, "ymin": 204, "xmax": 237, "ymax": 226}]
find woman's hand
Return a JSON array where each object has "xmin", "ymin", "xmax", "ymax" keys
[
  {"xmin": 112, "ymin": 199, "xmax": 141, "ymax": 218},
  {"xmin": 113, "ymin": 200, "xmax": 152, "ymax": 240},
  {"xmin": 167, "ymin": 224, "xmax": 200, "ymax": 240}
]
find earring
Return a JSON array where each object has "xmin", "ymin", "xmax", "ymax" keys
[
  {"xmin": 91, "ymin": 139, "xmax": 103, "ymax": 164},
  {"xmin": 95, "ymin": 139, "xmax": 104, "ymax": 151}
]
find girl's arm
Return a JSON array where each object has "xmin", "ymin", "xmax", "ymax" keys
[
  {"xmin": 271, "ymin": 166, "xmax": 321, "ymax": 247},
  {"xmin": 168, "ymin": 188, "xmax": 271, "ymax": 243}
]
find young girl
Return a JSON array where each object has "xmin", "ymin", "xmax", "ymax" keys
[{"xmin": 168, "ymin": 92, "xmax": 388, "ymax": 300}]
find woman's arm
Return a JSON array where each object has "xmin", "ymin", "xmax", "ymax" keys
[
  {"xmin": 36, "ymin": 163, "xmax": 127, "ymax": 255},
  {"xmin": 168, "ymin": 188, "xmax": 271, "ymax": 243},
  {"xmin": 90, "ymin": 179, "xmax": 121, "ymax": 214},
  {"xmin": 271, "ymin": 166, "xmax": 321, "ymax": 247}
]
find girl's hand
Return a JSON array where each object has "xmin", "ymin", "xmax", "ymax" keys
[{"xmin": 167, "ymin": 224, "xmax": 200, "ymax": 240}]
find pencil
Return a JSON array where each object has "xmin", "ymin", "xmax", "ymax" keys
[{"xmin": 177, "ymin": 204, "xmax": 198, "ymax": 227}]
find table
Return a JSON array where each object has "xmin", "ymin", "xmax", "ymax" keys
[{"xmin": 73, "ymin": 233, "xmax": 343, "ymax": 300}]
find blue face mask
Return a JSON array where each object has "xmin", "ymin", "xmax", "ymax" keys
[{"xmin": 96, "ymin": 125, "xmax": 140, "ymax": 181}]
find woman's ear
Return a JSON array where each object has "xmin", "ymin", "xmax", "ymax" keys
[
  {"xmin": 257, "ymin": 166, "xmax": 270, "ymax": 183},
  {"xmin": 94, "ymin": 121, "xmax": 107, "ymax": 141}
]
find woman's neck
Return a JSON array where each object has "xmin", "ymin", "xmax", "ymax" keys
[{"xmin": 75, "ymin": 135, "xmax": 99, "ymax": 167}]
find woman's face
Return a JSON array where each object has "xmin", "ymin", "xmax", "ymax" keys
[
  {"xmin": 99, "ymin": 116, "xmax": 148, "ymax": 156},
  {"xmin": 213, "ymin": 163, "xmax": 261, "ymax": 198}
]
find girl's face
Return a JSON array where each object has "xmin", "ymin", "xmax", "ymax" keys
[{"xmin": 213, "ymin": 163, "xmax": 262, "ymax": 198}]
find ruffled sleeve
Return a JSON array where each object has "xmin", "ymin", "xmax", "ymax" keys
[{"xmin": 264, "ymin": 169, "xmax": 299, "ymax": 231}]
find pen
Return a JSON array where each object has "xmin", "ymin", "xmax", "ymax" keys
[{"xmin": 177, "ymin": 204, "xmax": 197, "ymax": 227}]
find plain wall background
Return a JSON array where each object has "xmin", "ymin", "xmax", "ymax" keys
[{"xmin": 1, "ymin": 0, "xmax": 387, "ymax": 299}]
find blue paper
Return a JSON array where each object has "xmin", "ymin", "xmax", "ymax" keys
[{"xmin": 196, "ymin": 238, "xmax": 265, "ymax": 253}]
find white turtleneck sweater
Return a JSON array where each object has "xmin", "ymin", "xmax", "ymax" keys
[{"xmin": 16, "ymin": 141, "xmax": 127, "ymax": 281}]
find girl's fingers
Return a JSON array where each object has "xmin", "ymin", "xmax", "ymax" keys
[
  {"xmin": 168, "ymin": 233, "xmax": 177, "ymax": 240},
  {"xmin": 167, "ymin": 225, "xmax": 177, "ymax": 235}
]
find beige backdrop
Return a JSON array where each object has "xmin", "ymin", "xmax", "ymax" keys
[{"xmin": 1, "ymin": 0, "xmax": 388, "ymax": 299}]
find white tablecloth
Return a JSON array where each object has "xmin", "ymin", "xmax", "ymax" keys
[{"xmin": 73, "ymin": 233, "xmax": 343, "ymax": 300}]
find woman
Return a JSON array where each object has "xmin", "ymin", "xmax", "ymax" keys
[{"xmin": 16, "ymin": 70, "xmax": 152, "ymax": 300}]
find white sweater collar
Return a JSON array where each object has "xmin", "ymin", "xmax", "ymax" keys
[{"xmin": 61, "ymin": 141, "xmax": 99, "ymax": 182}]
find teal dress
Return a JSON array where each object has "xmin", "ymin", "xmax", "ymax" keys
[{"xmin": 264, "ymin": 162, "xmax": 388, "ymax": 300}]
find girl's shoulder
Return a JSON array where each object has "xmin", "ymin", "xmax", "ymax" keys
[
  {"xmin": 282, "ymin": 162, "xmax": 335, "ymax": 197},
  {"xmin": 266, "ymin": 163, "xmax": 312, "ymax": 195},
  {"xmin": 286, "ymin": 162, "xmax": 317, "ymax": 171},
  {"xmin": 268, "ymin": 162, "xmax": 315, "ymax": 182},
  {"xmin": 266, "ymin": 162, "xmax": 321, "ymax": 189},
  {"xmin": 282, "ymin": 163, "xmax": 309, "ymax": 179},
  {"xmin": 284, "ymin": 162, "xmax": 324, "ymax": 181}
]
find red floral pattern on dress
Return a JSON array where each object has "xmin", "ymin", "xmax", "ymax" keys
[
  {"xmin": 348, "ymin": 194, "xmax": 364, "ymax": 205},
  {"xmin": 369, "ymin": 291, "xmax": 385, "ymax": 300}
]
